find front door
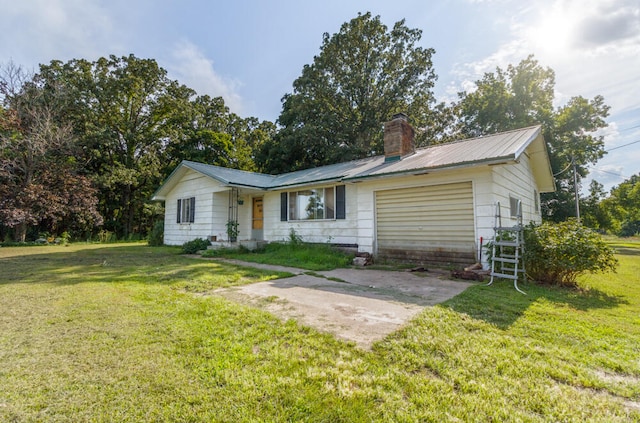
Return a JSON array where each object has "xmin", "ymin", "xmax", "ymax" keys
[{"xmin": 251, "ymin": 197, "xmax": 264, "ymax": 240}]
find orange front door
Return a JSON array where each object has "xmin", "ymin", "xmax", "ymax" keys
[{"xmin": 252, "ymin": 197, "xmax": 263, "ymax": 230}]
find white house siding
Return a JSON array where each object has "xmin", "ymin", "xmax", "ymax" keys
[
  {"xmin": 160, "ymin": 155, "xmax": 542, "ymax": 265},
  {"xmin": 163, "ymin": 169, "xmax": 228, "ymax": 245},
  {"xmin": 262, "ymin": 184, "xmax": 360, "ymax": 245},
  {"xmin": 236, "ymin": 193, "xmax": 252, "ymax": 241},
  {"xmin": 212, "ymin": 191, "xmax": 233, "ymax": 241},
  {"xmin": 375, "ymin": 157, "xmax": 544, "ymax": 267},
  {"xmin": 490, "ymin": 151, "xmax": 542, "ymax": 226}
]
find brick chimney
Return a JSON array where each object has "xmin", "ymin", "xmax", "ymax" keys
[{"xmin": 383, "ymin": 113, "xmax": 415, "ymax": 162}]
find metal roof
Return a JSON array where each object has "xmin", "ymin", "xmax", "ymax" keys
[
  {"xmin": 181, "ymin": 160, "xmax": 277, "ymax": 188},
  {"xmin": 152, "ymin": 125, "xmax": 554, "ymax": 200},
  {"xmin": 349, "ymin": 125, "xmax": 546, "ymax": 180}
]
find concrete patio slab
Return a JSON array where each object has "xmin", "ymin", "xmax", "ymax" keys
[{"xmin": 211, "ymin": 262, "xmax": 473, "ymax": 349}]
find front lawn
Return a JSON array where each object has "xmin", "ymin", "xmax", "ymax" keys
[
  {"xmin": 202, "ymin": 241, "xmax": 354, "ymax": 271},
  {"xmin": 0, "ymin": 242, "xmax": 638, "ymax": 421}
]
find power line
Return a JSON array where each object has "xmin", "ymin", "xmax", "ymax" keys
[
  {"xmin": 620, "ymin": 124, "xmax": 640, "ymax": 132},
  {"xmin": 553, "ymin": 161, "xmax": 573, "ymax": 177},
  {"xmin": 588, "ymin": 167, "xmax": 631, "ymax": 180},
  {"xmin": 606, "ymin": 138, "xmax": 640, "ymax": 152}
]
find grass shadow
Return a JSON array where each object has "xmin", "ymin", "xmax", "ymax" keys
[
  {"xmin": 612, "ymin": 247, "xmax": 640, "ymax": 256},
  {"xmin": 443, "ymin": 279, "xmax": 627, "ymax": 330},
  {"xmin": 0, "ymin": 244, "xmax": 288, "ymax": 290}
]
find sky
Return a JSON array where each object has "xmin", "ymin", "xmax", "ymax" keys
[{"xmin": 1, "ymin": 0, "xmax": 639, "ymax": 194}]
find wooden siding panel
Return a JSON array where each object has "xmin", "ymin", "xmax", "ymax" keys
[
  {"xmin": 491, "ymin": 154, "xmax": 541, "ymax": 225},
  {"xmin": 163, "ymin": 170, "xmax": 225, "ymax": 245}
]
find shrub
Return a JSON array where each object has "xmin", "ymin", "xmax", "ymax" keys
[
  {"xmin": 226, "ymin": 220, "xmax": 239, "ymax": 242},
  {"xmin": 60, "ymin": 231, "xmax": 71, "ymax": 245},
  {"xmin": 524, "ymin": 219, "xmax": 618, "ymax": 287},
  {"xmin": 181, "ymin": 238, "xmax": 211, "ymax": 254},
  {"xmin": 97, "ymin": 230, "xmax": 117, "ymax": 243},
  {"xmin": 147, "ymin": 221, "xmax": 164, "ymax": 246},
  {"xmin": 288, "ymin": 228, "xmax": 303, "ymax": 246}
]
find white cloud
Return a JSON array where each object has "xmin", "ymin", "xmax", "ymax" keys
[
  {"xmin": 167, "ymin": 41, "xmax": 245, "ymax": 114},
  {"xmin": 444, "ymin": 0, "xmax": 640, "ymax": 193},
  {"xmin": 0, "ymin": 0, "xmax": 120, "ymax": 65},
  {"xmin": 586, "ymin": 164, "xmax": 627, "ymax": 187},
  {"xmin": 441, "ymin": 39, "xmax": 529, "ymax": 103},
  {"xmin": 448, "ymin": 0, "xmax": 640, "ymax": 104},
  {"xmin": 572, "ymin": 0, "xmax": 640, "ymax": 49}
]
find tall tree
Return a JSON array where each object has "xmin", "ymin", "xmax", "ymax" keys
[
  {"xmin": 456, "ymin": 56, "xmax": 610, "ymax": 221},
  {"xmin": 36, "ymin": 55, "xmax": 195, "ymax": 237},
  {"xmin": 580, "ymin": 180, "xmax": 612, "ymax": 231},
  {"xmin": 601, "ymin": 174, "xmax": 640, "ymax": 236},
  {"xmin": 257, "ymin": 12, "xmax": 438, "ymax": 173},
  {"xmin": 164, "ymin": 95, "xmax": 269, "ymax": 173},
  {"xmin": 458, "ymin": 56, "xmax": 555, "ymax": 135},
  {"xmin": 0, "ymin": 64, "xmax": 102, "ymax": 241}
]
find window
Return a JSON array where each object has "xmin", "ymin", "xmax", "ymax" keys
[
  {"xmin": 509, "ymin": 195, "xmax": 521, "ymax": 218},
  {"xmin": 281, "ymin": 185, "xmax": 345, "ymax": 221},
  {"xmin": 177, "ymin": 197, "xmax": 195, "ymax": 223}
]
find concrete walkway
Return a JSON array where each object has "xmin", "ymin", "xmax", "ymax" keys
[{"xmin": 206, "ymin": 258, "xmax": 474, "ymax": 349}]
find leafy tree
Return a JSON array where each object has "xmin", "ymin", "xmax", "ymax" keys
[
  {"xmin": 2, "ymin": 57, "xmax": 275, "ymax": 240},
  {"xmin": 0, "ymin": 64, "xmax": 102, "ymax": 241},
  {"xmin": 456, "ymin": 56, "xmax": 610, "ymax": 222},
  {"xmin": 164, "ymin": 95, "xmax": 266, "ymax": 173},
  {"xmin": 580, "ymin": 180, "xmax": 612, "ymax": 231},
  {"xmin": 601, "ymin": 174, "xmax": 640, "ymax": 236},
  {"xmin": 458, "ymin": 56, "xmax": 555, "ymax": 135},
  {"xmin": 257, "ymin": 12, "xmax": 438, "ymax": 173},
  {"xmin": 36, "ymin": 55, "xmax": 195, "ymax": 237}
]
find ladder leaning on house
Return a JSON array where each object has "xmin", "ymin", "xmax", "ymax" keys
[{"xmin": 488, "ymin": 200, "xmax": 527, "ymax": 294}]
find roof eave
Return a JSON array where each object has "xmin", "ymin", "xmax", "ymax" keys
[
  {"xmin": 151, "ymin": 163, "xmax": 191, "ymax": 201},
  {"xmin": 514, "ymin": 125, "xmax": 542, "ymax": 159},
  {"xmin": 227, "ymin": 183, "xmax": 269, "ymax": 191},
  {"xmin": 268, "ymin": 177, "xmax": 346, "ymax": 191}
]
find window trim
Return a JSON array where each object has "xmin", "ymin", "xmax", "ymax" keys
[
  {"xmin": 281, "ymin": 185, "xmax": 346, "ymax": 222},
  {"xmin": 177, "ymin": 196, "xmax": 196, "ymax": 224},
  {"xmin": 509, "ymin": 195, "xmax": 521, "ymax": 218}
]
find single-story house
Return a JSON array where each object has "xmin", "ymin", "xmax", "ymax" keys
[{"xmin": 152, "ymin": 114, "xmax": 555, "ymax": 265}]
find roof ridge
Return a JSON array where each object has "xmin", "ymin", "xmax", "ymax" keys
[
  {"xmin": 415, "ymin": 124, "xmax": 542, "ymax": 152},
  {"xmin": 183, "ymin": 160, "xmax": 276, "ymax": 179}
]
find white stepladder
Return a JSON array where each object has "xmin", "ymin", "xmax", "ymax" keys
[{"xmin": 488, "ymin": 200, "xmax": 526, "ymax": 294}]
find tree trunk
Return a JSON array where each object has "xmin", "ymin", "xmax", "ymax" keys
[
  {"xmin": 123, "ymin": 184, "xmax": 136, "ymax": 238},
  {"xmin": 15, "ymin": 222, "xmax": 27, "ymax": 242}
]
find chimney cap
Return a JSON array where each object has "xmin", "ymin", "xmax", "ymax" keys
[{"xmin": 392, "ymin": 112, "xmax": 408, "ymax": 122}]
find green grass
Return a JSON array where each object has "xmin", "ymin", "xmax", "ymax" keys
[
  {"xmin": 202, "ymin": 241, "xmax": 354, "ymax": 271},
  {"xmin": 1, "ymin": 241, "xmax": 639, "ymax": 421}
]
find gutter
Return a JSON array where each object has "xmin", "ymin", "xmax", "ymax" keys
[{"xmin": 265, "ymin": 177, "xmax": 346, "ymax": 191}]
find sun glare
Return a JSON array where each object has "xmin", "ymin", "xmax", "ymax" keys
[{"xmin": 527, "ymin": 7, "xmax": 576, "ymax": 56}]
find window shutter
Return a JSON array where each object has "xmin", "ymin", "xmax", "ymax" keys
[
  {"xmin": 336, "ymin": 185, "xmax": 346, "ymax": 219},
  {"xmin": 280, "ymin": 192, "xmax": 288, "ymax": 221},
  {"xmin": 189, "ymin": 197, "xmax": 196, "ymax": 223},
  {"xmin": 176, "ymin": 199, "xmax": 182, "ymax": 223}
]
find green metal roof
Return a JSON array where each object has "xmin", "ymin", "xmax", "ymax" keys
[{"xmin": 152, "ymin": 125, "xmax": 554, "ymax": 200}]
